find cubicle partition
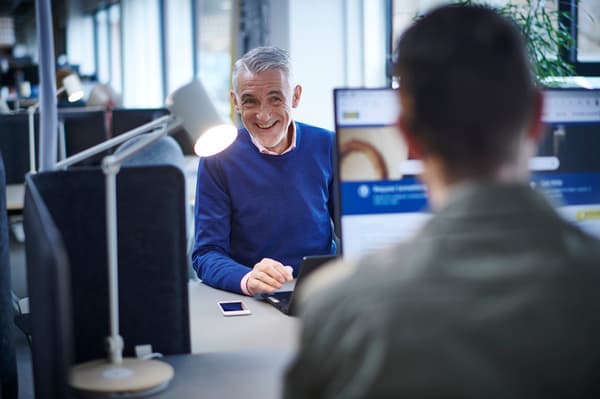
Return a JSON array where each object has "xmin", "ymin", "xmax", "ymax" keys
[
  {"xmin": 23, "ymin": 172, "xmax": 74, "ymax": 399},
  {"xmin": 111, "ymin": 108, "xmax": 194, "ymax": 155},
  {"xmin": 0, "ymin": 113, "xmax": 36, "ymax": 185},
  {"xmin": 24, "ymin": 165, "xmax": 191, "ymax": 366},
  {"xmin": 0, "ymin": 109, "xmax": 108, "ymax": 187},
  {"xmin": 58, "ymin": 108, "xmax": 109, "ymax": 165}
]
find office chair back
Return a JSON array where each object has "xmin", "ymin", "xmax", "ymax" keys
[
  {"xmin": 0, "ymin": 152, "xmax": 18, "ymax": 399},
  {"xmin": 29, "ymin": 165, "xmax": 191, "ymax": 364},
  {"xmin": 23, "ymin": 173, "xmax": 74, "ymax": 399}
]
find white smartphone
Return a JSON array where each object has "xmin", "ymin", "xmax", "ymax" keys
[{"xmin": 217, "ymin": 300, "xmax": 251, "ymax": 316}]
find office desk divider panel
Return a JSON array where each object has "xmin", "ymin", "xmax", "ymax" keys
[
  {"xmin": 23, "ymin": 173, "xmax": 74, "ymax": 399},
  {"xmin": 0, "ymin": 112, "xmax": 38, "ymax": 184},
  {"xmin": 58, "ymin": 108, "xmax": 109, "ymax": 165},
  {"xmin": 27, "ymin": 165, "xmax": 191, "ymax": 364},
  {"xmin": 111, "ymin": 108, "xmax": 193, "ymax": 155},
  {"xmin": 1, "ymin": 153, "xmax": 18, "ymax": 399}
]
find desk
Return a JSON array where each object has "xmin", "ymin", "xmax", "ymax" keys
[{"xmin": 156, "ymin": 281, "xmax": 299, "ymax": 398}]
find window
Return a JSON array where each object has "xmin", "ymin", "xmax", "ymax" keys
[
  {"xmin": 195, "ymin": 0, "xmax": 233, "ymax": 118},
  {"xmin": 165, "ymin": 0, "xmax": 194, "ymax": 95},
  {"xmin": 577, "ymin": 0, "xmax": 600, "ymax": 62},
  {"xmin": 391, "ymin": 1, "xmax": 600, "ymax": 78},
  {"xmin": 108, "ymin": 4, "xmax": 122, "ymax": 94},
  {"xmin": 66, "ymin": 13, "xmax": 95, "ymax": 77},
  {"xmin": 121, "ymin": 0, "xmax": 163, "ymax": 107},
  {"xmin": 95, "ymin": 9, "xmax": 109, "ymax": 83}
]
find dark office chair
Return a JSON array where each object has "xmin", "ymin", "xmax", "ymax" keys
[
  {"xmin": 28, "ymin": 164, "xmax": 191, "ymax": 364},
  {"xmin": 23, "ymin": 174, "xmax": 74, "ymax": 399},
  {"xmin": 0, "ymin": 152, "xmax": 18, "ymax": 399}
]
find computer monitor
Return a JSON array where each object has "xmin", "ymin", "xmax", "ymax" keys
[
  {"xmin": 111, "ymin": 108, "xmax": 193, "ymax": 155},
  {"xmin": 23, "ymin": 173, "xmax": 74, "ymax": 399},
  {"xmin": 58, "ymin": 108, "xmax": 108, "ymax": 165},
  {"xmin": 0, "ymin": 113, "xmax": 36, "ymax": 185},
  {"xmin": 333, "ymin": 87, "xmax": 600, "ymax": 259},
  {"xmin": 533, "ymin": 88, "xmax": 600, "ymax": 238},
  {"xmin": 333, "ymin": 88, "xmax": 429, "ymax": 259}
]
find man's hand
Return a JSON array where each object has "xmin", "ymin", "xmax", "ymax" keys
[{"xmin": 246, "ymin": 258, "xmax": 293, "ymax": 296}]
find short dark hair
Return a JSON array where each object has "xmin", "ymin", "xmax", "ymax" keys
[{"xmin": 395, "ymin": 4, "xmax": 536, "ymax": 177}]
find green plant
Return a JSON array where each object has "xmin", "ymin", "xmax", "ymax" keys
[{"xmin": 461, "ymin": 0, "xmax": 576, "ymax": 84}]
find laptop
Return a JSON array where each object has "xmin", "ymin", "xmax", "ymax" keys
[{"xmin": 261, "ymin": 255, "xmax": 337, "ymax": 316}]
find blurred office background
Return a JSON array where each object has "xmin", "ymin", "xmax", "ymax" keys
[
  {"xmin": 0, "ymin": 0, "xmax": 599, "ymax": 314},
  {"xmin": 0, "ymin": 0, "xmax": 596, "ymax": 131}
]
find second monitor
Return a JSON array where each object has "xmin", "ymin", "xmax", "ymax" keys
[{"xmin": 333, "ymin": 87, "xmax": 600, "ymax": 259}]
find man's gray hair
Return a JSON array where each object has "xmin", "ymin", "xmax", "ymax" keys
[{"xmin": 232, "ymin": 46, "xmax": 294, "ymax": 94}]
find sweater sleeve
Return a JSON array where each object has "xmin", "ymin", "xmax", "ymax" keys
[{"xmin": 191, "ymin": 155, "xmax": 251, "ymax": 294}]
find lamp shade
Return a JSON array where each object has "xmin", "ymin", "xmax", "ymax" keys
[
  {"xmin": 62, "ymin": 73, "xmax": 84, "ymax": 103},
  {"xmin": 166, "ymin": 80, "xmax": 237, "ymax": 157}
]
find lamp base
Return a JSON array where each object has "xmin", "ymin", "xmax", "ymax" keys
[{"xmin": 69, "ymin": 357, "xmax": 174, "ymax": 398}]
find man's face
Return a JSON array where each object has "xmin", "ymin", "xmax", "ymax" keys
[{"xmin": 231, "ymin": 68, "xmax": 301, "ymax": 153}]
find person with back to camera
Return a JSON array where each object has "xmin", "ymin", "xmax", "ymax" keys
[
  {"xmin": 284, "ymin": 4, "xmax": 600, "ymax": 398},
  {"xmin": 192, "ymin": 46, "xmax": 337, "ymax": 296}
]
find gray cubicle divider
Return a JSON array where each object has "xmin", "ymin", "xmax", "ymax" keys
[
  {"xmin": 0, "ymin": 112, "xmax": 36, "ymax": 185},
  {"xmin": 26, "ymin": 165, "xmax": 191, "ymax": 364},
  {"xmin": 111, "ymin": 108, "xmax": 194, "ymax": 155},
  {"xmin": 58, "ymin": 108, "xmax": 109, "ymax": 165},
  {"xmin": 23, "ymin": 171, "xmax": 74, "ymax": 399},
  {"xmin": 1, "ymin": 152, "xmax": 19, "ymax": 399}
]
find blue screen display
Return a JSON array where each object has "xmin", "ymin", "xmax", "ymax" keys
[{"xmin": 220, "ymin": 302, "xmax": 244, "ymax": 312}]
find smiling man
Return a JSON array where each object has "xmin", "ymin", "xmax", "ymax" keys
[{"xmin": 192, "ymin": 46, "xmax": 337, "ymax": 295}]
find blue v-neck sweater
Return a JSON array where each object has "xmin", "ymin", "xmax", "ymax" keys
[{"xmin": 192, "ymin": 121, "xmax": 337, "ymax": 294}]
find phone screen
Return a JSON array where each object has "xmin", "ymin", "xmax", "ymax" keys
[{"xmin": 219, "ymin": 302, "xmax": 244, "ymax": 312}]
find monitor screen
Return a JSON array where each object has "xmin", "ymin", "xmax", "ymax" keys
[
  {"xmin": 333, "ymin": 87, "xmax": 600, "ymax": 260},
  {"xmin": 58, "ymin": 108, "xmax": 108, "ymax": 165},
  {"xmin": 0, "ymin": 113, "xmax": 34, "ymax": 185},
  {"xmin": 111, "ymin": 108, "xmax": 193, "ymax": 154},
  {"xmin": 533, "ymin": 88, "xmax": 600, "ymax": 239}
]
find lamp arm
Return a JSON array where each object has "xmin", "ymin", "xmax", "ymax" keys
[{"xmin": 55, "ymin": 115, "xmax": 177, "ymax": 169}]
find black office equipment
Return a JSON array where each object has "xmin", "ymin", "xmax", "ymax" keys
[
  {"xmin": 26, "ymin": 165, "xmax": 191, "ymax": 364},
  {"xmin": 58, "ymin": 108, "xmax": 109, "ymax": 165},
  {"xmin": 0, "ymin": 113, "xmax": 36, "ymax": 184},
  {"xmin": 111, "ymin": 108, "xmax": 193, "ymax": 154},
  {"xmin": 0, "ymin": 152, "xmax": 18, "ymax": 399},
  {"xmin": 0, "ymin": 109, "xmax": 108, "ymax": 184},
  {"xmin": 23, "ymin": 173, "xmax": 74, "ymax": 399},
  {"xmin": 261, "ymin": 255, "xmax": 337, "ymax": 316}
]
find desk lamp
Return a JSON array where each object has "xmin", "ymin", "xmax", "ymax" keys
[
  {"xmin": 55, "ymin": 79, "xmax": 236, "ymax": 397},
  {"xmin": 27, "ymin": 73, "xmax": 84, "ymax": 173}
]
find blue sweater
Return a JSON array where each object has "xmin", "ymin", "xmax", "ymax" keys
[{"xmin": 192, "ymin": 121, "xmax": 337, "ymax": 294}]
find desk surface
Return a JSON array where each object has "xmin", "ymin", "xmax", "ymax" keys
[
  {"xmin": 154, "ymin": 280, "xmax": 299, "ymax": 398},
  {"xmin": 188, "ymin": 280, "xmax": 299, "ymax": 354}
]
